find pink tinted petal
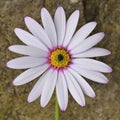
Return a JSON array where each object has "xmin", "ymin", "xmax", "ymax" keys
[
  {"xmin": 68, "ymin": 22, "xmax": 97, "ymax": 50},
  {"xmin": 12, "ymin": 64, "xmax": 49, "ymax": 86},
  {"xmin": 62, "ymin": 10, "xmax": 80, "ymax": 47},
  {"xmin": 73, "ymin": 47, "xmax": 111, "ymax": 58},
  {"xmin": 41, "ymin": 8, "xmax": 57, "ymax": 47},
  {"xmin": 73, "ymin": 58, "xmax": 112, "ymax": 73},
  {"xmin": 71, "ymin": 32, "xmax": 105, "ymax": 54},
  {"xmin": 64, "ymin": 70, "xmax": 85, "ymax": 106},
  {"xmin": 24, "ymin": 17, "xmax": 52, "ymax": 48},
  {"xmin": 56, "ymin": 71, "xmax": 68, "ymax": 111},
  {"xmin": 68, "ymin": 68, "xmax": 95, "ymax": 98},
  {"xmin": 7, "ymin": 56, "xmax": 47, "ymax": 69},
  {"xmin": 54, "ymin": 7, "xmax": 66, "ymax": 46},
  {"xmin": 28, "ymin": 69, "xmax": 49, "ymax": 102},
  {"xmin": 41, "ymin": 69, "xmax": 57, "ymax": 107},
  {"xmin": 9, "ymin": 45, "xmax": 47, "ymax": 57},
  {"xmin": 14, "ymin": 28, "xmax": 48, "ymax": 51},
  {"xmin": 71, "ymin": 65, "xmax": 109, "ymax": 84}
]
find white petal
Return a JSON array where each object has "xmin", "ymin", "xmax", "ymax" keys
[
  {"xmin": 73, "ymin": 58, "xmax": 112, "ymax": 73},
  {"xmin": 73, "ymin": 47, "xmax": 111, "ymax": 58},
  {"xmin": 9, "ymin": 45, "xmax": 48, "ymax": 57},
  {"xmin": 68, "ymin": 22, "xmax": 97, "ymax": 50},
  {"xmin": 24, "ymin": 17, "xmax": 52, "ymax": 48},
  {"xmin": 14, "ymin": 28, "xmax": 48, "ymax": 51},
  {"xmin": 41, "ymin": 8, "xmax": 57, "ymax": 47},
  {"xmin": 68, "ymin": 68, "xmax": 95, "ymax": 98},
  {"xmin": 71, "ymin": 65, "xmax": 109, "ymax": 83},
  {"xmin": 71, "ymin": 32, "xmax": 105, "ymax": 54},
  {"xmin": 64, "ymin": 70, "xmax": 85, "ymax": 106},
  {"xmin": 27, "ymin": 69, "xmax": 49, "ymax": 102},
  {"xmin": 54, "ymin": 7, "xmax": 66, "ymax": 46},
  {"xmin": 7, "ymin": 56, "xmax": 47, "ymax": 69},
  {"xmin": 62, "ymin": 10, "xmax": 80, "ymax": 47},
  {"xmin": 12, "ymin": 64, "xmax": 49, "ymax": 86},
  {"xmin": 56, "ymin": 71, "xmax": 68, "ymax": 111},
  {"xmin": 41, "ymin": 69, "xmax": 57, "ymax": 107}
]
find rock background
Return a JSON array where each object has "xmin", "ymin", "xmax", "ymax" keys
[{"xmin": 0, "ymin": 0, "xmax": 120, "ymax": 120}]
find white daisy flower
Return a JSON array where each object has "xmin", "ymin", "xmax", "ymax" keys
[{"xmin": 7, "ymin": 7, "xmax": 112, "ymax": 111}]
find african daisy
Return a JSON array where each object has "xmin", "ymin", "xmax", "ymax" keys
[{"xmin": 7, "ymin": 6, "xmax": 112, "ymax": 111}]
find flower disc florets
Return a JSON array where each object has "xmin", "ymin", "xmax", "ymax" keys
[{"xmin": 49, "ymin": 47, "xmax": 71, "ymax": 69}]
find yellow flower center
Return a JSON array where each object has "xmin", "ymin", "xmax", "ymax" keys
[{"xmin": 49, "ymin": 47, "xmax": 71, "ymax": 69}]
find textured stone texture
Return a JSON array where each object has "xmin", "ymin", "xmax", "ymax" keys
[{"xmin": 0, "ymin": 0, "xmax": 120, "ymax": 120}]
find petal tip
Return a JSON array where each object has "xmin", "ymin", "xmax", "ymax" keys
[
  {"xmin": 73, "ymin": 10, "xmax": 80, "ymax": 17},
  {"xmin": 6, "ymin": 62, "xmax": 10, "ymax": 68},
  {"xmin": 27, "ymin": 97, "xmax": 32, "ymax": 103},
  {"xmin": 24, "ymin": 16, "xmax": 29, "ymax": 19},
  {"xmin": 104, "ymin": 79, "xmax": 109, "ymax": 84},
  {"xmin": 41, "ymin": 7, "xmax": 48, "ymax": 16},
  {"xmin": 60, "ymin": 105, "xmax": 67, "ymax": 111},
  {"xmin": 90, "ymin": 21, "xmax": 97, "ymax": 28},
  {"xmin": 8, "ymin": 46, "xmax": 12, "ymax": 51},
  {"xmin": 6, "ymin": 62, "xmax": 9, "ymax": 67},
  {"xmin": 41, "ymin": 7, "xmax": 46, "ymax": 12},
  {"xmin": 14, "ymin": 28, "xmax": 20, "ymax": 34},
  {"xmin": 6, "ymin": 61, "xmax": 15, "ymax": 69},
  {"xmin": 40, "ymin": 100, "xmax": 46, "ymax": 108},
  {"xmin": 12, "ymin": 80, "xmax": 17, "ymax": 86},
  {"xmin": 24, "ymin": 16, "xmax": 30, "ymax": 21},
  {"xmin": 109, "ymin": 50, "xmax": 112, "ymax": 54},
  {"xmin": 100, "ymin": 32, "xmax": 105, "ymax": 37},
  {"xmin": 40, "ymin": 103, "xmax": 46, "ymax": 108},
  {"xmin": 92, "ymin": 93, "xmax": 96, "ymax": 98},
  {"xmin": 79, "ymin": 100, "xmax": 86, "ymax": 107},
  {"xmin": 81, "ymin": 103, "xmax": 86, "ymax": 107},
  {"xmin": 14, "ymin": 28, "xmax": 17, "ymax": 33},
  {"xmin": 93, "ymin": 21, "xmax": 97, "ymax": 26},
  {"xmin": 106, "ymin": 50, "xmax": 111, "ymax": 55},
  {"xmin": 110, "ymin": 67, "xmax": 113, "ymax": 72},
  {"xmin": 76, "ymin": 10, "xmax": 80, "ymax": 14},
  {"xmin": 61, "ymin": 108, "xmax": 66, "ymax": 112},
  {"xmin": 57, "ymin": 6, "xmax": 64, "ymax": 10},
  {"xmin": 107, "ymin": 66, "xmax": 112, "ymax": 73}
]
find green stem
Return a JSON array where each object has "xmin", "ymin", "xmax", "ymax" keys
[{"xmin": 55, "ymin": 96, "xmax": 59, "ymax": 120}]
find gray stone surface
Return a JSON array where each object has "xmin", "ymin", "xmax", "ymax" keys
[{"xmin": 0, "ymin": 0, "xmax": 120, "ymax": 120}]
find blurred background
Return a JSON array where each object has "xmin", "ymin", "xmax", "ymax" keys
[{"xmin": 0, "ymin": 0, "xmax": 120, "ymax": 120}]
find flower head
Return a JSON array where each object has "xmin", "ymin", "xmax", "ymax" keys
[{"xmin": 7, "ymin": 7, "xmax": 112, "ymax": 111}]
